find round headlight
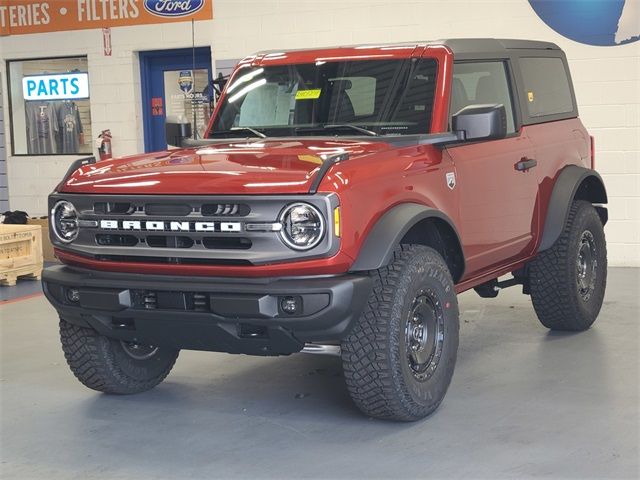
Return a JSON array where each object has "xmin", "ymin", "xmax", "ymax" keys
[
  {"xmin": 279, "ymin": 203, "xmax": 325, "ymax": 250},
  {"xmin": 51, "ymin": 200, "xmax": 79, "ymax": 243}
]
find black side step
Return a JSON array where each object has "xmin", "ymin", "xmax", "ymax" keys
[{"xmin": 473, "ymin": 269, "xmax": 530, "ymax": 298}]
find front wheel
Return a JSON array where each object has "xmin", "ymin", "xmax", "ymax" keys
[
  {"xmin": 59, "ymin": 319, "xmax": 179, "ymax": 394},
  {"xmin": 529, "ymin": 200, "xmax": 607, "ymax": 331},
  {"xmin": 341, "ymin": 245, "xmax": 459, "ymax": 421}
]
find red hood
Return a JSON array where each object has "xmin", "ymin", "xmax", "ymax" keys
[{"xmin": 60, "ymin": 138, "xmax": 391, "ymax": 195}]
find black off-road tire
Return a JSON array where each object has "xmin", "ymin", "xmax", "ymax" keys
[
  {"xmin": 529, "ymin": 200, "xmax": 607, "ymax": 331},
  {"xmin": 341, "ymin": 245, "xmax": 459, "ymax": 421},
  {"xmin": 59, "ymin": 319, "xmax": 179, "ymax": 394}
]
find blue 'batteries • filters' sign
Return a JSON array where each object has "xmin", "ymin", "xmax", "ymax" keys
[{"xmin": 22, "ymin": 73, "xmax": 90, "ymax": 101}]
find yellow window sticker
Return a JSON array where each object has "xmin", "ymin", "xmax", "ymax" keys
[
  {"xmin": 295, "ymin": 89, "xmax": 321, "ymax": 100},
  {"xmin": 527, "ymin": 91, "xmax": 534, "ymax": 102}
]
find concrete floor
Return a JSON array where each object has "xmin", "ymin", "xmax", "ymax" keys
[{"xmin": 1, "ymin": 268, "xmax": 638, "ymax": 479}]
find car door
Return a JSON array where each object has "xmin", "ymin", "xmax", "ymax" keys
[{"xmin": 445, "ymin": 60, "xmax": 539, "ymax": 277}]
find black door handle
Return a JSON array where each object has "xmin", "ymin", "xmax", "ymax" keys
[{"xmin": 515, "ymin": 157, "xmax": 537, "ymax": 171}]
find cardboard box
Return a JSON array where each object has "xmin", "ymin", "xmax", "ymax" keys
[{"xmin": 27, "ymin": 217, "xmax": 58, "ymax": 263}]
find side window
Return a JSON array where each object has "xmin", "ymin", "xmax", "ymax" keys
[
  {"xmin": 450, "ymin": 61, "xmax": 516, "ymax": 134},
  {"xmin": 519, "ymin": 57, "xmax": 574, "ymax": 117}
]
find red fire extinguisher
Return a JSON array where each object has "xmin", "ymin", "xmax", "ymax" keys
[{"xmin": 97, "ymin": 129, "xmax": 112, "ymax": 161}]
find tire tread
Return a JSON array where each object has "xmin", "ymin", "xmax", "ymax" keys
[
  {"xmin": 529, "ymin": 200, "xmax": 607, "ymax": 331},
  {"xmin": 341, "ymin": 244, "xmax": 458, "ymax": 421},
  {"xmin": 59, "ymin": 320, "xmax": 178, "ymax": 394}
]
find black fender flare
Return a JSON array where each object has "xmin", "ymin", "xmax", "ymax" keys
[
  {"xmin": 349, "ymin": 203, "xmax": 465, "ymax": 279},
  {"xmin": 538, "ymin": 165, "xmax": 608, "ymax": 252}
]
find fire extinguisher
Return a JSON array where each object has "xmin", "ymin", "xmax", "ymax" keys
[{"xmin": 97, "ymin": 129, "xmax": 112, "ymax": 161}]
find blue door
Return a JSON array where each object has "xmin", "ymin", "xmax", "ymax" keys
[{"xmin": 140, "ymin": 48, "xmax": 213, "ymax": 152}]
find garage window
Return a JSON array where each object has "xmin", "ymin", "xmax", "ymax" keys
[{"xmin": 7, "ymin": 56, "xmax": 93, "ymax": 156}]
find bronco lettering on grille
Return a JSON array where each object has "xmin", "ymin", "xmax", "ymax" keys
[{"xmin": 99, "ymin": 220, "xmax": 241, "ymax": 232}]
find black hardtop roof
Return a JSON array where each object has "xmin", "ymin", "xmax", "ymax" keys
[
  {"xmin": 255, "ymin": 38, "xmax": 561, "ymax": 57},
  {"xmin": 440, "ymin": 38, "xmax": 560, "ymax": 55}
]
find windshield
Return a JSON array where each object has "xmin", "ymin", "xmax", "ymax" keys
[{"xmin": 210, "ymin": 58, "xmax": 437, "ymax": 137}]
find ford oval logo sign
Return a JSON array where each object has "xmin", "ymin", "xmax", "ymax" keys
[{"xmin": 143, "ymin": 0, "xmax": 205, "ymax": 18}]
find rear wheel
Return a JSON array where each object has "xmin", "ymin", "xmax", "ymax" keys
[
  {"xmin": 341, "ymin": 245, "xmax": 459, "ymax": 421},
  {"xmin": 529, "ymin": 200, "xmax": 607, "ymax": 331},
  {"xmin": 59, "ymin": 319, "xmax": 179, "ymax": 394}
]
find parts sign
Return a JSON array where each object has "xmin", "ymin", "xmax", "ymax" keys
[
  {"xmin": 0, "ymin": 0, "xmax": 213, "ymax": 36},
  {"xmin": 22, "ymin": 73, "xmax": 90, "ymax": 101}
]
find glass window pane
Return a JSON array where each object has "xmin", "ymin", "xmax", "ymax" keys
[
  {"xmin": 342, "ymin": 77, "xmax": 376, "ymax": 116},
  {"xmin": 164, "ymin": 69, "xmax": 211, "ymax": 140},
  {"xmin": 519, "ymin": 57, "xmax": 574, "ymax": 117},
  {"xmin": 212, "ymin": 58, "xmax": 438, "ymax": 136},
  {"xmin": 451, "ymin": 61, "xmax": 516, "ymax": 133},
  {"xmin": 8, "ymin": 57, "xmax": 92, "ymax": 155}
]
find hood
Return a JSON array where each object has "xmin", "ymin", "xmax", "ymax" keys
[{"xmin": 60, "ymin": 138, "xmax": 392, "ymax": 195}]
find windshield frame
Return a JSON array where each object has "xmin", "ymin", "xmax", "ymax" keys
[{"xmin": 205, "ymin": 48, "xmax": 450, "ymax": 139}]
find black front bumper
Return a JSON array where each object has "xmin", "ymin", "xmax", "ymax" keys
[{"xmin": 42, "ymin": 266, "xmax": 372, "ymax": 356}]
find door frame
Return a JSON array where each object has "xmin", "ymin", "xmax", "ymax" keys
[{"xmin": 140, "ymin": 48, "xmax": 213, "ymax": 152}]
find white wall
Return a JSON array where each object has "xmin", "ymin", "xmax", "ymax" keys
[{"xmin": 1, "ymin": 0, "xmax": 638, "ymax": 266}]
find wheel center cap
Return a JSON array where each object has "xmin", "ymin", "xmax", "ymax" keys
[
  {"xmin": 578, "ymin": 256, "xmax": 587, "ymax": 278},
  {"xmin": 577, "ymin": 231, "xmax": 597, "ymax": 300},
  {"xmin": 412, "ymin": 325, "xmax": 425, "ymax": 342}
]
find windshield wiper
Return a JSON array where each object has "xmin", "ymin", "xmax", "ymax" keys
[
  {"xmin": 209, "ymin": 127, "xmax": 267, "ymax": 138},
  {"xmin": 297, "ymin": 124, "xmax": 378, "ymax": 137}
]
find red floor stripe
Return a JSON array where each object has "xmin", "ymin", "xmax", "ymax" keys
[{"xmin": 0, "ymin": 292, "xmax": 44, "ymax": 305}]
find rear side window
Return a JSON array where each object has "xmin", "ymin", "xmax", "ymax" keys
[
  {"xmin": 519, "ymin": 57, "xmax": 574, "ymax": 118},
  {"xmin": 450, "ymin": 61, "xmax": 516, "ymax": 133}
]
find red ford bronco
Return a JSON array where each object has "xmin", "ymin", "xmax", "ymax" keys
[{"xmin": 43, "ymin": 39, "xmax": 608, "ymax": 421}]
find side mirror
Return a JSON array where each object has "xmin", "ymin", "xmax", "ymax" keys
[
  {"xmin": 165, "ymin": 116, "xmax": 192, "ymax": 147},
  {"xmin": 452, "ymin": 104, "xmax": 507, "ymax": 142}
]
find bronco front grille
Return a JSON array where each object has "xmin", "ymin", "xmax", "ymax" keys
[
  {"xmin": 50, "ymin": 193, "xmax": 339, "ymax": 266},
  {"xmin": 93, "ymin": 201, "xmax": 251, "ymax": 217}
]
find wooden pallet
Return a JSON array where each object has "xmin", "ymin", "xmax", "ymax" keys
[{"xmin": 0, "ymin": 263, "xmax": 43, "ymax": 286}]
